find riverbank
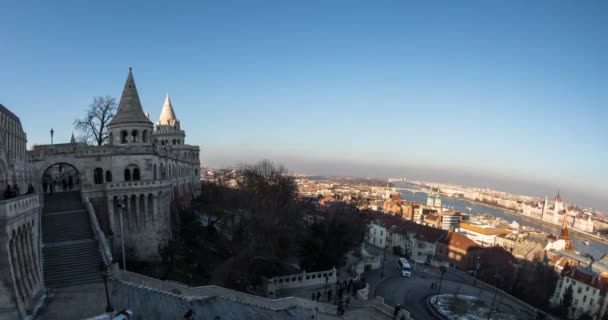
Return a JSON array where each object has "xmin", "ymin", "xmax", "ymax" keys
[{"xmin": 443, "ymin": 194, "xmax": 608, "ymax": 244}]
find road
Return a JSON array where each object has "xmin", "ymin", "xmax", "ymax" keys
[{"xmin": 366, "ymin": 253, "xmax": 538, "ymax": 320}]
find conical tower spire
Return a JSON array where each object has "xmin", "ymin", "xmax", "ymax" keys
[
  {"xmin": 109, "ymin": 68, "xmax": 151, "ymax": 126},
  {"xmin": 560, "ymin": 209, "xmax": 574, "ymax": 252},
  {"xmin": 70, "ymin": 132, "xmax": 76, "ymax": 144},
  {"xmin": 158, "ymin": 94, "xmax": 178, "ymax": 126}
]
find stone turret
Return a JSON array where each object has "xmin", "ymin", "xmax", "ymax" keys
[
  {"xmin": 107, "ymin": 68, "xmax": 154, "ymax": 145},
  {"xmin": 153, "ymin": 94, "xmax": 186, "ymax": 146}
]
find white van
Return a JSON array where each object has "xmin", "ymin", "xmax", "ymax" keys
[{"xmin": 398, "ymin": 257, "xmax": 412, "ymax": 277}]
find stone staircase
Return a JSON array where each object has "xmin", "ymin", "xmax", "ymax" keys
[{"xmin": 42, "ymin": 191, "xmax": 104, "ymax": 288}]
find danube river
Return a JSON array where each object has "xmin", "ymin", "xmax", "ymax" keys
[{"xmin": 394, "ymin": 182, "xmax": 608, "ymax": 260}]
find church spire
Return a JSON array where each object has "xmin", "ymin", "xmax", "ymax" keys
[
  {"xmin": 157, "ymin": 94, "xmax": 178, "ymax": 126},
  {"xmin": 70, "ymin": 132, "xmax": 76, "ymax": 144},
  {"xmin": 560, "ymin": 209, "xmax": 574, "ymax": 252},
  {"xmin": 109, "ymin": 68, "xmax": 152, "ymax": 126}
]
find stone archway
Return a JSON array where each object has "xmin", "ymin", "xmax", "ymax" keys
[{"xmin": 41, "ymin": 163, "xmax": 81, "ymax": 194}]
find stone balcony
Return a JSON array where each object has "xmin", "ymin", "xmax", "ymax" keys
[
  {"xmin": 105, "ymin": 179, "xmax": 172, "ymax": 193},
  {"xmin": 0, "ymin": 194, "xmax": 40, "ymax": 221}
]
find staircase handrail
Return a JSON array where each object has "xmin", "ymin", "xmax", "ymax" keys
[{"xmin": 83, "ymin": 196, "xmax": 113, "ymax": 266}]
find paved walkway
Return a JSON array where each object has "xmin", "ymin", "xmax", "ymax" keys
[{"xmin": 35, "ymin": 283, "xmax": 109, "ymax": 319}]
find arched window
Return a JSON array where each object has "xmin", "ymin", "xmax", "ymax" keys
[
  {"xmin": 124, "ymin": 169, "xmax": 131, "ymax": 181},
  {"xmin": 121, "ymin": 130, "xmax": 128, "ymax": 143},
  {"xmin": 177, "ymin": 139, "xmax": 181, "ymax": 145},
  {"xmin": 105, "ymin": 170, "xmax": 112, "ymax": 182},
  {"xmin": 153, "ymin": 164, "xmax": 157, "ymax": 180},
  {"xmin": 142, "ymin": 130, "xmax": 148, "ymax": 143},
  {"xmin": 133, "ymin": 168, "xmax": 141, "ymax": 181},
  {"xmin": 131, "ymin": 130, "xmax": 139, "ymax": 142},
  {"xmin": 172, "ymin": 139, "xmax": 176, "ymax": 145},
  {"xmin": 94, "ymin": 168, "xmax": 104, "ymax": 184}
]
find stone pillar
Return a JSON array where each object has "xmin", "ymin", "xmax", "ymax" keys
[
  {"xmin": 23, "ymin": 228, "xmax": 38, "ymax": 292},
  {"xmin": 152, "ymin": 195, "xmax": 158, "ymax": 229},
  {"xmin": 27, "ymin": 227, "xmax": 41, "ymax": 287},
  {"xmin": 10, "ymin": 237, "xmax": 27, "ymax": 303},
  {"xmin": 18, "ymin": 231, "xmax": 33, "ymax": 297},
  {"xmin": 143, "ymin": 195, "xmax": 149, "ymax": 230},
  {"xmin": 126, "ymin": 195, "xmax": 132, "ymax": 233},
  {"xmin": 135, "ymin": 195, "xmax": 141, "ymax": 232},
  {"xmin": 108, "ymin": 197, "xmax": 115, "ymax": 235}
]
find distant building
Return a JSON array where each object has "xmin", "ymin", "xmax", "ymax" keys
[
  {"xmin": 435, "ymin": 232, "xmax": 482, "ymax": 270},
  {"xmin": 551, "ymin": 265, "xmax": 607, "ymax": 319},
  {"xmin": 0, "ymin": 104, "xmax": 43, "ymax": 318},
  {"xmin": 426, "ymin": 190, "xmax": 442, "ymax": 209},
  {"xmin": 458, "ymin": 223, "xmax": 508, "ymax": 247},
  {"xmin": 440, "ymin": 211, "xmax": 460, "ymax": 231}
]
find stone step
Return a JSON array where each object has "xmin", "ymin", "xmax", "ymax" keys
[
  {"xmin": 44, "ymin": 264, "xmax": 103, "ymax": 277},
  {"xmin": 41, "ymin": 191, "xmax": 105, "ymax": 289},
  {"xmin": 43, "ymin": 234, "xmax": 93, "ymax": 243},
  {"xmin": 45, "ymin": 273, "xmax": 103, "ymax": 288},
  {"xmin": 43, "ymin": 240, "xmax": 98, "ymax": 251},
  {"xmin": 43, "ymin": 252, "xmax": 101, "ymax": 263},
  {"xmin": 43, "ymin": 253, "xmax": 101, "ymax": 267},
  {"xmin": 44, "ymin": 264, "xmax": 102, "ymax": 276}
]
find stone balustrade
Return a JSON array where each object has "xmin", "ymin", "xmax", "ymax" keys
[
  {"xmin": 0, "ymin": 194, "xmax": 40, "ymax": 219},
  {"xmin": 113, "ymin": 270, "xmax": 405, "ymax": 319},
  {"xmin": 115, "ymin": 270, "xmax": 339, "ymax": 315},
  {"xmin": 84, "ymin": 197, "xmax": 112, "ymax": 266},
  {"xmin": 106, "ymin": 180, "xmax": 171, "ymax": 191},
  {"xmin": 265, "ymin": 267, "xmax": 337, "ymax": 297}
]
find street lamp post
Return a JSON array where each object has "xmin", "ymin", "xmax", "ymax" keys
[
  {"xmin": 117, "ymin": 196, "xmax": 127, "ymax": 270},
  {"xmin": 380, "ymin": 231, "xmax": 392, "ymax": 278},
  {"xmin": 50, "ymin": 128, "xmax": 54, "ymax": 145},
  {"xmin": 100, "ymin": 263, "xmax": 115, "ymax": 314},
  {"xmin": 487, "ymin": 272, "xmax": 502, "ymax": 320},
  {"xmin": 473, "ymin": 256, "xmax": 481, "ymax": 286},
  {"xmin": 434, "ymin": 266, "xmax": 447, "ymax": 304}
]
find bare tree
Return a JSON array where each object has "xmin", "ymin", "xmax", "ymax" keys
[{"xmin": 73, "ymin": 96, "xmax": 117, "ymax": 145}]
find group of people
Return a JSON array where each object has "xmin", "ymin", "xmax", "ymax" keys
[
  {"xmin": 43, "ymin": 178, "xmax": 75, "ymax": 194},
  {"xmin": 309, "ymin": 277, "xmax": 366, "ymax": 316},
  {"xmin": 2, "ymin": 183, "xmax": 35, "ymax": 200}
]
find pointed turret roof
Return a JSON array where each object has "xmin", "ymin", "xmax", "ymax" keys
[
  {"xmin": 555, "ymin": 192, "xmax": 562, "ymax": 203},
  {"xmin": 109, "ymin": 68, "xmax": 152, "ymax": 126},
  {"xmin": 157, "ymin": 94, "xmax": 178, "ymax": 126},
  {"xmin": 70, "ymin": 132, "xmax": 76, "ymax": 144}
]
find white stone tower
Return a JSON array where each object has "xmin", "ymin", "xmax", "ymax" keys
[
  {"xmin": 153, "ymin": 94, "xmax": 186, "ymax": 146},
  {"xmin": 553, "ymin": 192, "xmax": 563, "ymax": 225},
  {"xmin": 107, "ymin": 68, "xmax": 154, "ymax": 146}
]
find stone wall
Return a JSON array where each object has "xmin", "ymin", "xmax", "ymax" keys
[{"xmin": 264, "ymin": 267, "xmax": 337, "ymax": 297}]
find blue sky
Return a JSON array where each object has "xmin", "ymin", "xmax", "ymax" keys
[{"xmin": 1, "ymin": 1, "xmax": 606, "ymax": 209}]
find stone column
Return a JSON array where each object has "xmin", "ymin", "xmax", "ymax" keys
[
  {"xmin": 143, "ymin": 195, "xmax": 149, "ymax": 231},
  {"xmin": 134, "ymin": 195, "xmax": 141, "ymax": 232},
  {"xmin": 18, "ymin": 231, "xmax": 34, "ymax": 297},
  {"xmin": 152, "ymin": 195, "xmax": 158, "ymax": 229},
  {"xmin": 126, "ymin": 195, "xmax": 132, "ymax": 233},
  {"xmin": 9, "ymin": 238, "xmax": 27, "ymax": 305},
  {"xmin": 107, "ymin": 197, "xmax": 116, "ymax": 235},
  {"xmin": 27, "ymin": 227, "xmax": 41, "ymax": 287},
  {"xmin": 23, "ymin": 228, "xmax": 38, "ymax": 292}
]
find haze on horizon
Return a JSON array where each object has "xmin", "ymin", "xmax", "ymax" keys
[{"xmin": 1, "ymin": 1, "xmax": 606, "ymax": 210}]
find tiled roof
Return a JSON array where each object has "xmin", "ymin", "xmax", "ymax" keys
[
  {"xmin": 562, "ymin": 266, "xmax": 602, "ymax": 289},
  {"xmin": 371, "ymin": 213, "xmax": 447, "ymax": 243},
  {"xmin": 439, "ymin": 232, "xmax": 480, "ymax": 251},
  {"xmin": 460, "ymin": 223, "xmax": 509, "ymax": 236}
]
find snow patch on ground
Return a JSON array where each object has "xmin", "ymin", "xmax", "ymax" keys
[{"xmin": 431, "ymin": 294, "xmax": 518, "ymax": 320}]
